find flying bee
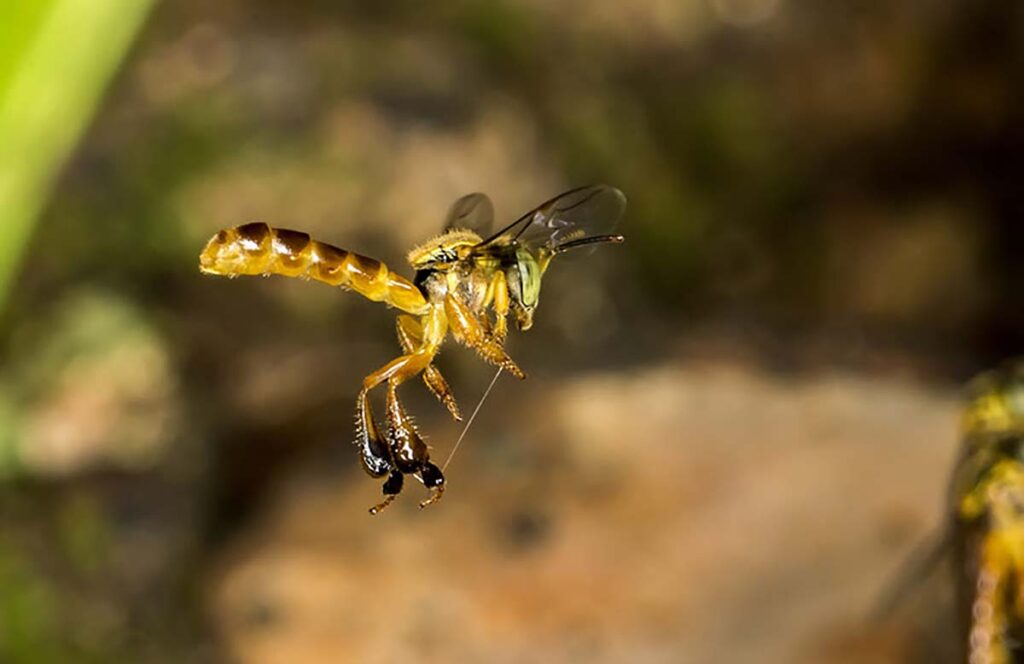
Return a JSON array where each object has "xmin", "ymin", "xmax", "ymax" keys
[
  {"xmin": 949, "ymin": 361, "xmax": 1024, "ymax": 663},
  {"xmin": 874, "ymin": 361, "xmax": 1024, "ymax": 662},
  {"xmin": 199, "ymin": 185, "xmax": 626, "ymax": 514}
]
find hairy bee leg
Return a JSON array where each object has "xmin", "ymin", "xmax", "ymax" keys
[
  {"xmin": 369, "ymin": 495, "xmax": 394, "ymax": 515},
  {"xmin": 444, "ymin": 295, "xmax": 525, "ymax": 379},
  {"xmin": 384, "ymin": 381, "xmax": 431, "ymax": 474},
  {"xmin": 361, "ymin": 304, "xmax": 446, "ymax": 509},
  {"xmin": 477, "ymin": 271, "xmax": 508, "ymax": 344},
  {"xmin": 417, "ymin": 461, "xmax": 445, "ymax": 509},
  {"xmin": 364, "ymin": 304, "xmax": 445, "ymax": 392},
  {"xmin": 423, "ymin": 367, "xmax": 462, "ymax": 421},
  {"xmin": 396, "ymin": 315, "xmax": 462, "ymax": 420},
  {"xmin": 369, "ymin": 470, "xmax": 404, "ymax": 515},
  {"xmin": 489, "ymin": 270, "xmax": 509, "ymax": 344},
  {"xmin": 364, "ymin": 345, "xmax": 438, "ymax": 469},
  {"xmin": 355, "ymin": 388, "xmax": 391, "ymax": 478},
  {"xmin": 384, "ymin": 382, "xmax": 446, "ymax": 508},
  {"xmin": 363, "ymin": 347, "xmax": 438, "ymax": 392},
  {"xmin": 356, "ymin": 387, "xmax": 401, "ymax": 514}
]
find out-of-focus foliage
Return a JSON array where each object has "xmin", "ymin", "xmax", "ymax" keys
[
  {"xmin": 0, "ymin": 0, "xmax": 153, "ymax": 311},
  {"xmin": 0, "ymin": 290, "xmax": 179, "ymax": 478}
]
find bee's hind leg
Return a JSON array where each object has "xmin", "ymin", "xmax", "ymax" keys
[
  {"xmin": 355, "ymin": 389, "xmax": 390, "ymax": 478},
  {"xmin": 383, "ymin": 381, "xmax": 445, "ymax": 509},
  {"xmin": 360, "ymin": 306, "xmax": 444, "ymax": 510},
  {"xmin": 396, "ymin": 314, "xmax": 462, "ymax": 421},
  {"xmin": 355, "ymin": 389, "xmax": 401, "ymax": 515},
  {"xmin": 369, "ymin": 469, "xmax": 404, "ymax": 515},
  {"xmin": 416, "ymin": 462, "xmax": 445, "ymax": 509}
]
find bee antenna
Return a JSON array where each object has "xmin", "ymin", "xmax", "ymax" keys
[{"xmin": 553, "ymin": 234, "xmax": 625, "ymax": 254}]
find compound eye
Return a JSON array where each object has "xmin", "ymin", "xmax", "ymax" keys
[{"xmin": 516, "ymin": 253, "xmax": 541, "ymax": 308}]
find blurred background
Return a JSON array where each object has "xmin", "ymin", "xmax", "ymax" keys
[{"xmin": 1, "ymin": 0, "xmax": 1022, "ymax": 662}]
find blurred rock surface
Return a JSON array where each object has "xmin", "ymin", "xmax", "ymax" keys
[{"xmin": 211, "ymin": 361, "xmax": 958, "ymax": 663}]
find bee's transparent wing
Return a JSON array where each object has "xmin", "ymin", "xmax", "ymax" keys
[
  {"xmin": 444, "ymin": 192, "xmax": 494, "ymax": 236},
  {"xmin": 517, "ymin": 185, "xmax": 626, "ymax": 251},
  {"xmin": 477, "ymin": 185, "xmax": 626, "ymax": 253},
  {"xmin": 870, "ymin": 527, "xmax": 953, "ymax": 622}
]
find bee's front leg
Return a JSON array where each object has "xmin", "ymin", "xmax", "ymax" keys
[
  {"xmin": 489, "ymin": 270, "xmax": 510, "ymax": 344},
  {"xmin": 445, "ymin": 295, "xmax": 524, "ymax": 379}
]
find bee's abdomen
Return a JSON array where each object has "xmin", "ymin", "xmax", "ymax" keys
[{"xmin": 199, "ymin": 222, "xmax": 428, "ymax": 314}]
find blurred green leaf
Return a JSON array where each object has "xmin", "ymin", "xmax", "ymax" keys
[
  {"xmin": 0, "ymin": 545, "xmax": 62, "ymax": 663},
  {"xmin": 0, "ymin": 0, "xmax": 154, "ymax": 313}
]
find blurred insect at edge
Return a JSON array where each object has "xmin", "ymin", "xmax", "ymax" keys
[
  {"xmin": 877, "ymin": 360, "xmax": 1024, "ymax": 663},
  {"xmin": 198, "ymin": 185, "xmax": 626, "ymax": 514},
  {"xmin": 950, "ymin": 362, "xmax": 1024, "ymax": 663}
]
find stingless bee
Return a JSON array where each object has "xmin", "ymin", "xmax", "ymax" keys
[
  {"xmin": 199, "ymin": 185, "xmax": 626, "ymax": 514},
  {"xmin": 950, "ymin": 361, "xmax": 1024, "ymax": 663},
  {"xmin": 874, "ymin": 361, "xmax": 1024, "ymax": 661}
]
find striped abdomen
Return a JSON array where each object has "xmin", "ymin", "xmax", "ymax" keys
[{"xmin": 199, "ymin": 222, "xmax": 428, "ymax": 314}]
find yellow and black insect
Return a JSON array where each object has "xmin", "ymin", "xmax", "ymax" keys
[
  {"xmin": 950, "ymin": 361, "xmax": 1024, "ymax": 663},
  {"xmin": 874, "ymin": 362, "xmax": 1024, "ymax": 661},
  {"xmin": 199, "ymin": 185, "xmax": 625, "ymax": 514}
]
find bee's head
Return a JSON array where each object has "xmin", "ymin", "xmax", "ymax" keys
[
  {"xmin": 505, "ymin": 233, "xmax": 624, "ymax": 331},
  {"xmin": 964, "ymin": 361, "xmax": 1024, "ymax": 436}
]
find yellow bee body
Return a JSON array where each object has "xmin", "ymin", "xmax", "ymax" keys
[
  {"xmin": 952, "ymin": 363, "xmax": 1024, "ymax": 663},
  {"xmin": 200, "ymin": 185, "xmax": 625, "ymax": 513}
]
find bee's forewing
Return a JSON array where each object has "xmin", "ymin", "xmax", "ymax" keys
[
  {"xmin": 476, "ymin": 185, "xmax": 626, "ymax": 253},
  {"xmin": 517, "ymin": 185, "xmax": 626, "ymax": 254}
]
